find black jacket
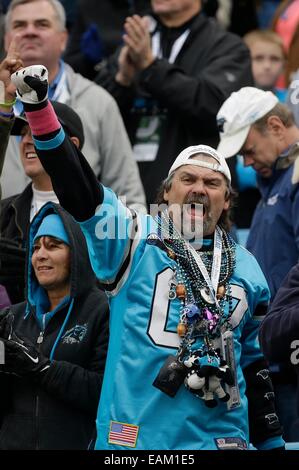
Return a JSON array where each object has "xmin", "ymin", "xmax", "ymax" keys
[
  {"xmin": 0, "ymin": 202, "xmax": 109, "ymax": 450},
  {"xmin": 0, "ymin": 185, "xmax": 32, "ymax": 303},
  {"xmin": 64, "ymin": 0, "xmax": 151, "ymax": 79},
  {"xmin": 259, "ymin": 262, "xmax": 299, "ymax": 413},
  {"xmin": 95, "ymin": 13, "xmax": 253, "ymax": 204},
  {"xmin": 0, "ymin": 184, "xmax": 33, "ymax": 246}
]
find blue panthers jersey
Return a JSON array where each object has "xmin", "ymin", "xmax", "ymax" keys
[{"xmin": 79, "ymin": 187, "xmax": 269, "ymax": 450}]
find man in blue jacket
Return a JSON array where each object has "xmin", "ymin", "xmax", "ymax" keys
[
  {"xmin": 217, "ymin": 86, "xmax": 299, "ymax": 300},
  {"xmin": 217, "ymin": 86, "xmax": 299, "ymax": 441}
]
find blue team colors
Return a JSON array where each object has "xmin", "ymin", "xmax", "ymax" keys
[{"xmin": 79, "ymin": 187, "xmax": 270, "ymax": 450}]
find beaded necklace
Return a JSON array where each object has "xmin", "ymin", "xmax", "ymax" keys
[
  {"xmin": 156, "ymin": 210, "xmax": 236, "ymax": 350},
  {"xmin": 154, "ymin": 210, "xmax": 237, "ymax": 406}
]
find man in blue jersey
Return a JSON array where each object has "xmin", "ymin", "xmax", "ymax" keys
[{"xmin": 6, "ymin": 64, "xmax": 284, "ymax": 450}]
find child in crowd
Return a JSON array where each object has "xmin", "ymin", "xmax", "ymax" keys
[{"xmin": 244, "ymin": 29, "xmax": 287, "ymax": 102}]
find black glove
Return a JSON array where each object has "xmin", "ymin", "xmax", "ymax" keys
[
  {"xmin": 0, "ymin": 307, "xmax": 10, "ymax": 322},
  {"xmin": 3, "ymin": 330, "xmax": 50, "ymax": 377},
  {"xmin": 23, "ymin": 75, "xmax": 48, "ymax": 102},
  {"xmin": 0, "ymin": 238, "xmax": 26, "ymax": 303},
  {"xmin": 0, "ymin": 310, "xmax": 14, "ymax": 340}
]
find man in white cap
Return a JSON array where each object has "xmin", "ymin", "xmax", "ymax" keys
[
  {"xmin": 8, "ymin": 65, "xmax": 285, "ymax": 450},
  {"xmin": 217, "ymin": 86, "xmax": 299, "ymax": 441},
  {"xmin": 217, "ymin": 86, "xmax": 299, "ymax": 299}
]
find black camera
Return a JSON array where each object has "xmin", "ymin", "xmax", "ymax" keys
[{"xmin": 153, "ymin": 355, "xmax": 188, "ymax": 397}]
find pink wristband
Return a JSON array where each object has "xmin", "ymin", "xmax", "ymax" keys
[{"xmin": 26, "ymin": 102, "xmax": 61, "ymax": 136}]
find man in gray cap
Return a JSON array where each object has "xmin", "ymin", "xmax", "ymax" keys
[
  {"xmin": 0, "ymin": 100, "xmax": 85, "ymax": 304},
  {"xmin": 217, "ymin": 86, "xmax": 299, "ymax": 441}
]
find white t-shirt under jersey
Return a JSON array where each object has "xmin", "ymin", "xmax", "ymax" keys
[{"xmin": 30, "ymin": 186, "xmax": 59, "ymax": 221}]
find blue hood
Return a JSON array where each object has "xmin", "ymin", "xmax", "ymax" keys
[{"xmin": 25, "ymin": 202, "xmax": 97, "ymax": 356}]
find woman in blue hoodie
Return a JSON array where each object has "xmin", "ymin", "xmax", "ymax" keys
[{"xmin": 0, "ymin": 201, "xmax": 109, "ymax": 449}]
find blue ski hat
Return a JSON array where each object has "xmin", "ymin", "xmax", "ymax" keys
[{"xmin": 33, "ymin": 214, "xmax": 70, "ymax": 245}]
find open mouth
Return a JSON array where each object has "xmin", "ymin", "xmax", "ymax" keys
[
  {"xmin": 186, "ymin": 203, "xmax": 205, "ymax": 218},
  {"xmin": 37, "ymin": 266, "xmax": 53, "ymax": 272}
]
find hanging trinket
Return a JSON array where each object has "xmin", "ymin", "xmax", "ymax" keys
[
  {"xmin": 176, "ymin": 284, "xmax": 186, "ymax": 299},
  {"xmin": 202, "ymin": 307, "xmax": 220, "ymax": 333},
  {"xmin": 168, "ymin": 275, "xmax": 177, "ymax": 300},
  {"xmin": 168, "ymin": 288, "xmax": 177, "ymax": 300},
  {"xmin": 177, "ymin": 322, "xmax": 187, "ymax": 337},
  {"xmin": 167, "ymin": 249, "xmax": 176, "ymax": 260},
  {"xmin": 200, "ymin": 287, "xmax": 215, "ymax": 304},
  {"xmin": 216, "ymin": 285, "xmax": 225, "ymax": 299},
  {"xmin": 183, "ymin": 303, "xmax": 200, "ymax": 322},
  {"xmin": 154, "ymin": 211, "xmax": 237, "ymax": 407}
]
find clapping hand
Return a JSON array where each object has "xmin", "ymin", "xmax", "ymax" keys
[{"xmin": 123, "ymin": 15, "xmax": 155, "ymax": 71}]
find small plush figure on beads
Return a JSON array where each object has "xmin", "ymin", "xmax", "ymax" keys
[{"xmin": 184, "ymin": 350, "xmax": 234, "ymax": 408}]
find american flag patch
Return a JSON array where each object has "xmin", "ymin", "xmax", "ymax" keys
[{"xmin": 108, "ymin": 421, "xmax": 139, "ymax": 447}]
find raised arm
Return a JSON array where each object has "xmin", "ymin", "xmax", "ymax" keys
[
  {"xmin": 11, "ymin": 66, "xmax": 139, "ymax": 288},
  {"xmin": 11, "ymin": 65, "xmax": 102, "ymax": 221}
]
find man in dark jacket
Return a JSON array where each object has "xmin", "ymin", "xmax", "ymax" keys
[
  {"xmin": 259, "ymin": 263, "xmax": 299, "ymax": 441},
  {"xmin": 95, "ymin": 0, "xmax": 253, "ymax": 204},
  {"xmin": 0, "ymin": 202, "xmax": 109, "ymax": 449}
]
